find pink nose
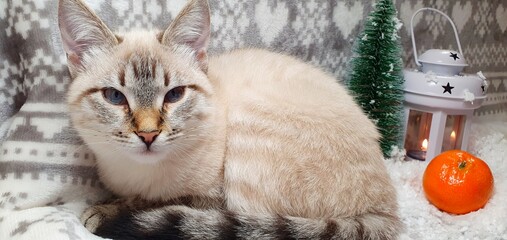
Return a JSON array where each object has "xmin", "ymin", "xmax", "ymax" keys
[{"xmin": 136, "ymin": 131, "xmax": 159, "ymax": 148}]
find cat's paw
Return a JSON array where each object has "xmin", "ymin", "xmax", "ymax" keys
[{"xmin": 81, "ymin": 204, "xmax": 120, "ymax": 233}]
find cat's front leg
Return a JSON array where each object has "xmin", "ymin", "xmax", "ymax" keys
[
  {"xmin": 81, "ymin": 197, "xmax": 150, "ymax": 233},
  {"xmin": 82, "ymin": 197, "xmax": 171, "ymax": 233},
  {"xmin": 81, "ymin": 200, "xmax": 123, "ymax": 233}
]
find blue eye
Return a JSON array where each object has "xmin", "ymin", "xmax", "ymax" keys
[
  {"xmin": 103, "ymin": 88, "xmax": 127, "ymax": 105},
  {"xmin": 164, "ymin": 86, "xmax": 186, "ymax": 103}
]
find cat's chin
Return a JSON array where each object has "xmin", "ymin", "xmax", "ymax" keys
[{"xmin": 129, "ymin": 149, "xmax": 167, "ymax": 165}]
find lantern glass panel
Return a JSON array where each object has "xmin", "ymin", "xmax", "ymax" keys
[
  {"xmin": 441, "ymin": 115, "xmax": 466, "ymax": 152},
  {"xmin": 404, "ymin": 109, "xmax": 432, "ymax": 161}
]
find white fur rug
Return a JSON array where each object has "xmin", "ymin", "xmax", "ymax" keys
[{"xmin": 386, "ymin": 119, "xmax": 507, "ymax": 240}]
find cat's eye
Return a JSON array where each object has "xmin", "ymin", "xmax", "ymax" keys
[
  {"xmin": 164, "ymin": 86, "xmax": 186, "ymax": 103},
  {"xmin": 103, "ymin": 88, "xmax": 128, "ymax": 105}
]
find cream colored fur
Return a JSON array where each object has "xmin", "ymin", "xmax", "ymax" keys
[{"xmin": 60, "ymin": 0, "xmax": 402, "ymax": 238}]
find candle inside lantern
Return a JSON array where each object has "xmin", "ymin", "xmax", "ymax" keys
[
  {"xmin": 421, "ymin": 139, "xmax": 428, "ymax": 151},
  {"xmin": 407, "ymin": 138, "xmax": 428, "ymax": 161},
  {"xmin": 443, "ymin": 130, "xmax": 458, "ymax": 151},
  {"xmin": 450, "ymin": 131, "xmax": 456, "ymax": 148}
]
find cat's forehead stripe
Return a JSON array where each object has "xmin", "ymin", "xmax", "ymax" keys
[
  {"xmin": 132, "ymin": 60, "xmax": 140, "ymax": 80},
  {"xmin": 133, "ymin": 56, "xmax": 154, "ymax": 81},
  {"xmin": 151, "ymin": 60, "xmax": 157, "ymax": 81},
  {"xmin": 119, "ymin": 68, "xmax": 126, "ymax": 86},
  {"xmin": 164, "ymin": 71, "xmax": 170, "ymax": 87}
]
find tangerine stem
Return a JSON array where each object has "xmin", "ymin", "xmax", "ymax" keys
[{"xmin": 458, "ymin": 161, "xmax": 467, "ymax": 170}]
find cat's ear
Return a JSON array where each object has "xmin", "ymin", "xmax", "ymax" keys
[
  {"xmin": 58, "ymin": 0, "xmax": 118, "ymax": 77},
  {"xmin": 161, "ymin": 0, "xmax": 211, "ymax": 71}
]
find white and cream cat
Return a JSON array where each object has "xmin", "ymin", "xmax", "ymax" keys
[{"xmin": 59, "ymin": 0, "xmax": 402, "ymax": 239}]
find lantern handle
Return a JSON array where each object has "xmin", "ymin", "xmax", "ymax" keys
[{"xmin": 411, "ymin": 7, "xmax": 464, "ymax": 67}]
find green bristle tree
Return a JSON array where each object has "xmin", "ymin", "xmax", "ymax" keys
[{"xmin": 347, "ymin": 0, "xmax": 405, "ymax": 157}]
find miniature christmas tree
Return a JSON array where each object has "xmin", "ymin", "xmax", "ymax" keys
[{"xmin": 347, "ymin": 0, "xmax": 405, "ymax": 157}]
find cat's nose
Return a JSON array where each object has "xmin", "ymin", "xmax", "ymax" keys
[{"xmin": 136, "ymin": 131, "xmax": 160, "ymax": 149}]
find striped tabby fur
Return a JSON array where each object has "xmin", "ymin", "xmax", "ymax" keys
[{"xmin": 59, "ymin": 0, "xmax": 403, "ymax": 239}]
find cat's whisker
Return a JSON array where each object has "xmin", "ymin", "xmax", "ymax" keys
[
  {"xmin": 82, "ymin": 141, "xmax": 114, "ymax": 146},
  {"xmin": 72, "ymin": 129, "xmax": 108, "ymax": 137},
  {"xmin": 105, "ymin": 145, "xmax": 127, "ymax": 156},
  {"xmin": 164, "ymin": 134, "xmax": 184, "ymax": 143},
  {"xmin": 176, "ymin": 133, "xmax": 211, "ymax": 143},
  {"xmin": 166, "ymin": 141, "xmax": 196, "ymax": 160},
  {"xmin": 71, "ymin": 145, "xmax": 106, "ymax": 153}
]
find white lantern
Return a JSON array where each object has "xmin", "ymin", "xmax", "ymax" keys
[{"xmin": 403, "ymin": 8, "xmax": 488, "ymax": 161}]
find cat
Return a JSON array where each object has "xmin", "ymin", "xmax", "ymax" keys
[{"xmin": 59, "ymin": 0, "xmax": 403, "ymax": 239}]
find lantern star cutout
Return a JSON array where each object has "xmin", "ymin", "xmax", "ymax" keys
[
  {"xmin": 481, "ymin": 85, "xmax": 485, "ymax": 93},
  {"xmin": 449, "ymin": 52, "xmax": 460, "ymax": 60},
  {"xmin": 442, "ymin": 82, "xmax": 455, "ymax": 94}
]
